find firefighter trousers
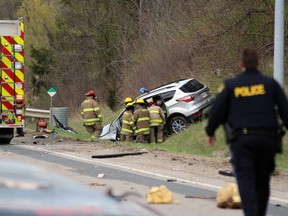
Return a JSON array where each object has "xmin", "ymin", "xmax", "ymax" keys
[
  {"xmin": 135, "ymin": 132, "xmax": 149, "ymax": 143},
  {"xmin": 150, "ymin": 125, "xmax": 164, "ymax": 143},
  {"xmin": 120, "ymin": 134, "xmax": 133, "ymax": 142},
  {"xmin": 85, "ymin": 122, "xmax": 103, "ymax": 138}
]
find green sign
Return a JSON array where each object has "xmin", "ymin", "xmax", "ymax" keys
[{"xmin": 47, "ymin": 88, "xmax": 57, "ymax": 97}]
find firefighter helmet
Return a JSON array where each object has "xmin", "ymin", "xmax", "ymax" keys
[
  {"xmin": 124, "ymin": 97, "xmax": 133, "ymax": 103},
  {"xmin": 135, "ymin": 98, "xmax": 145, "ymax": 104},
  {"xmin": 139, "ymin": 87, "xmax": 148, "ymax": 94},
  {"xmin": 126, "ymin": 102, "xmax": 134, "ymax": 108},
  {"xmin": 85, "ymin": 90, "xmax": 96, "ymax": 96}
]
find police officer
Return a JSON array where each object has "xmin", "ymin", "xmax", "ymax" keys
[{"xmin": 205, "ymin": 48, "xmax": 288, "ymax": 216}]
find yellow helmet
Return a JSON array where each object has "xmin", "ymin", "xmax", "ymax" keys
[
  {"xmin": 124, "ymin": 97, "xmax": 133, "ymax": 103},
  {"xmin": 135, "ymin": 98, "xmax": 145, "ymax": 104},
  {"xmin": 126, "ymin": 102, "xmax": 134, "ymax": 108}
]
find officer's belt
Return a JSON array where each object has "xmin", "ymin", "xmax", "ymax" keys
[{"xmin": 235, "ymin": 128, "xmax": 277, "ymax": 137}]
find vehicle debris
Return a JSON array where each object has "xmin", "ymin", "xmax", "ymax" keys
[
  {"xmin": 166, "ymin": 179, "xmax": 177, "ymax": 182},
  {"xmin": 218, "ymin": 169, "xmax": 234, "ymax": 177},
  {"xmin": 53, "ymin": 115, "xmax": 77, "ymax": 134},
  {"xmin": 185, "ymin": 195, "xmax": 216, "ymax": 199},
  {"xmin": 33, "ymin": 135, "xmax": 48, "ymax": 139},
  {"xmin": 97, "ymin": 173, "xmax": 106, "ymax": 178},
  {"xmin": 91, "ymin": 151, "xmax": 148, "ymax": 159},
  {"xmin": 146, "ymin": 185, "xmax": 173, "ymax": 204}
]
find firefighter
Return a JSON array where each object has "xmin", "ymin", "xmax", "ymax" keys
[
  {"xmin": 148, "ymin": 101, "xmax": 165, "ymax": 144},
  {"xmin": 131, "ymin": 98, "xmax": 150, "ymax": 143},
  {"xmin": 124, "ymin": 97, "xmax": 133, "ymax": 105},
  {"xmin": 81, "ymin": 90, "xmax": 103, "ymax": 139},
  {"xmin": 120, "ymin": 103, "xmax": 134, "ymax": 142}
]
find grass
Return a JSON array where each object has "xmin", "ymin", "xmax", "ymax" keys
[{"xmin": 26, "ymin": 111, "xmax": 288, "ymax": 169}]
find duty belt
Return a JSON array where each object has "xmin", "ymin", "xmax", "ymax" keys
[{"xmin": 236, "ymin": 128, "xmax": 277, "ymax": 137}]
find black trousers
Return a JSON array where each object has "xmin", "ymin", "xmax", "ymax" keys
[{"xmin": 229, "ymin": 135, "xmax": 276, "ymax": 216}]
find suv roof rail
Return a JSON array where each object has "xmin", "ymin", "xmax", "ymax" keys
[{"xmin": 148, "ymin": 78, "xmax": 191, "ymax": 93}]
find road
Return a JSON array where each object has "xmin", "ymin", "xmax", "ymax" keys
[{"xmin": 1, "ymin": 138, "xmax": 288, "ymax": 216}]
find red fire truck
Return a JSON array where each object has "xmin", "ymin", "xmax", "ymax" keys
[{"xmin": 0, "ymin": 18, "xmax": 25, "ymax": 144}]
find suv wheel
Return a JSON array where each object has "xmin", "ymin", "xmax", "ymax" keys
[{"xmin": 169, "ymin": 116, "xmax": 188, "ymax": 134}]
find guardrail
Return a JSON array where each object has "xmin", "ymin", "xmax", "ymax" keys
[{"xmin": 25, "ymin": 108, "xmax": 50, "ymax": 119}]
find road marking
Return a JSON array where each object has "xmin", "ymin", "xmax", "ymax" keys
[{"xmin": 21, "ymin": 145, "xmax": 288, "ymax": 204}]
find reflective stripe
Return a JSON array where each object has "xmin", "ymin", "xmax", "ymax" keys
[
  {"xmin": 84, "ymin": 118, "xmax": 100, "ymax": 123},
  {"xmin": 150, "ymin": 119, "xmax": 163, "ymax": 123},
  {"xmin": 157, "ymin": 140, "xmax": 163, "ymax": 143},
  {"xmin": 149, "ymin": 110, "xmax": 159, "ymax": 114},
  {"xmin": 137, "ymin": 117, "xmax": 149, "ymax": 122},
  {"xmin": 83, "ymin": 107, "xmax": 99, "ymax": 112},
  {"xmin": 136, "ymin": 128, "xmax": 150, "ymax": 134},
  {"xmin": 121, "ymin": 128, "xmax": 133, "ymax": 133},
  {"xmin": 123, "ymin": 120, "xmax": 130, "ymax": 125}
]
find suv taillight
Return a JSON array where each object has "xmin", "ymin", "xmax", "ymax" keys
[{"xmin": 177, "ymin": 96, "xmax": 194, "ymax": 102}]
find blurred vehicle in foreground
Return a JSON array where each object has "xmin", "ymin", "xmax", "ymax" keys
[{"xmin": 0, "ymin": 159, "xmax": 155, "ymax": 216}]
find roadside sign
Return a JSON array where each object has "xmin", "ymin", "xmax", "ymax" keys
[{"xmin": 47, "ymin": 88, "xmax": 56, "ymax": 97}]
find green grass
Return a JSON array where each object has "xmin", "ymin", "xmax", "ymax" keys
[{"xmin": 26, "ymin": 112, "xmax": 288, "ymax": 169}]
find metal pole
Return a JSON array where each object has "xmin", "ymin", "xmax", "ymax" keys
[
  {"xmin": 50, "ymin": 96, "xmax": 53, "ymax": 125},
  {"xmin": 273, "ymin": 0, "xmax": 285, "ymax": 88}
]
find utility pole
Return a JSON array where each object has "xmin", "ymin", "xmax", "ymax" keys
[{"xmin": 273, "ymin": 0, "xmax": 285, "ymax": 88}]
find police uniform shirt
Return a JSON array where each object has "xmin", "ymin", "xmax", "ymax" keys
[{"xmin": 206, "ymin": 69, "xmax": 288, "ymax": 136}]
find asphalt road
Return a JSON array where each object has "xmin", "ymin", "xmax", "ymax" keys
[{"xmin": 1, "ymin": 143, "xmax": 287, "ymax": 216}]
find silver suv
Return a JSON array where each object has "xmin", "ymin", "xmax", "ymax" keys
[{"xmin": 100, "ymin": 78, "xmax": 215, "ymax": 140}]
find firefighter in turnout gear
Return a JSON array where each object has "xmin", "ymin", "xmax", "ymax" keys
[
  {"xmin": 120, "ymin": 103, "xmax": 134, "ymax": 142},
  {"xmin": 148, "ymin": 101, "xmax": 165, "ymax": 144},
  {"xmin": 131, "ymin": 98, "xmax": 150, "ymax": 143},
  {"xmin": 81, "ymin": 90, "xmax": 103, "ymax": 139}
]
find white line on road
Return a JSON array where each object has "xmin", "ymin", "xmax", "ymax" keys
[{"xmin": 22, "ymin": 145, "xmax": 288, "ymax": 204}]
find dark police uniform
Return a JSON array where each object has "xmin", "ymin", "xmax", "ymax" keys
[{"xmin": 206, "ymin": 69, "xmax": 288, "ymax": 216}]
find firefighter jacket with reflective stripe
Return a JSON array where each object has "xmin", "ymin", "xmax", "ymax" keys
[
  {"xmin": 81, "ymin": 98, "xmax": 102, "ymax": 126},
  {"xmin": 131, "ymin": 108, "xmax": 150, "ymax": 134},
  {"xmin": 148, "ymin": 105, "xmax": 165, "ymax": 126},
  {"xmin": 121, "ymin": 110, "xmax": 134, "ymax": 135}
]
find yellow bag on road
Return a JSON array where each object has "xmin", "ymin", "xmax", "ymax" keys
[
  {"xmin": 146, "ymin": 185, "xmax": 173, "ymax": 204},
  {"xmin": 217, "ymin": 183, "xmax": 241, "ymax": 209}
]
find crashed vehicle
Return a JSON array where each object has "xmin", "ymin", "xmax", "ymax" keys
[
  {"xmin": 100, "ymin": 78, "xmax": 215, "ymax": 141},
  {"xmin": 0, "ymin": 159, "xmax": 154, "ymax": 216}
]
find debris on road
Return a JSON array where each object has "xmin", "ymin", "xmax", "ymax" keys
[
  {"xmin": 97, "ymin": 173, "xmax": 106, "ymax": 178},
  {"xmin": 33, "ymin": 135, "xmax": 48, "ymax": 139},
  {"xmin": 89, "ymin": 182, "xmax": 106, "ymax": 187},
  {"xmin": 91, "ymin": 151, "xmax": 148, "ymax": 159},
  {"xmin": 185, "ymin": 195, "xmax": 216, "ymax": 199},
  {"xmin": 216, "ymin": 183, "xmax": 241, "ymax": 209},
  {"xmin": 166, "ymin": 179, "xmax": 177, "ymax": 182},
  {"xmin": 146, "ymin": 185, "xmax": 173, "ymax": 204},
  {"xmin": 218, "ymin": 169, "xmax": 234, "ymax": 177}
]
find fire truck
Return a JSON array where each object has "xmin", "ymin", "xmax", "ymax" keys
[{"xmin": 0, "ymin": 18, "xmax": 25, "ymax": 144}]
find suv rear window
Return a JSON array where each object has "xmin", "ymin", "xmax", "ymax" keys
[
  {"xmin": 180, "ymin": 79, "xmax": 204, "ymax": 93},
  {"xmin": 160, "ymin": 90, "xmax": 176, "ymax": 102}
]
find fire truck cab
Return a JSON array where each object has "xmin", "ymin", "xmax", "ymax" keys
[{"xmin": 0, "ymin": 19, "xmax": 25, "ymax": 144}]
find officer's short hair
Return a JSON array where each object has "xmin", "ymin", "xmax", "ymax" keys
[{"xmin": 241, "ymin": 48, "xmax": 259, "ymax": 69}]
